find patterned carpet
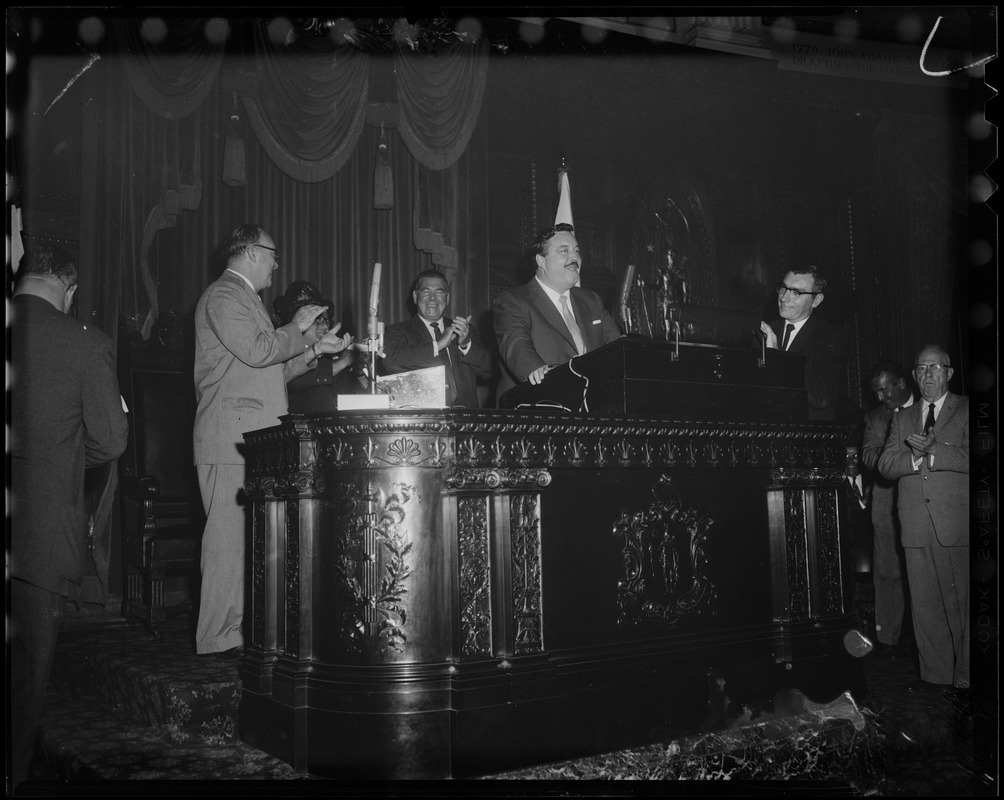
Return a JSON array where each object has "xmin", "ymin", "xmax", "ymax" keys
[{"xmin": 15, "ymin": 603, "xmax": 997, "ymax": 795}]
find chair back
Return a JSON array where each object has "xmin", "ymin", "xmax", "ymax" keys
[{"xmin": 118, "ymin": 313, "xmax": 203, "ymax": 525}]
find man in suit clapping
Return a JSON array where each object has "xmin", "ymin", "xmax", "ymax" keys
[
  {"xmin": 382, "ymin": 269, "xmax": 493, "ymax": 408},
  {"xmin": 879, "ymin": 345, "xmax": 969, "ymax": 691}
]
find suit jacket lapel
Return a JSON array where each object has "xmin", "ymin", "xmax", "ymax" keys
[
  {"xmin": 912, "ymin": 399, "xmax": 927, "ymax": 434},
  {"xmin": 784, "ymin": 315, "xmax": 817, "ymax": 355},
  {"xmin": 569, "ymin": 291, "xmax": 593, "ymax": 351},
  {"xmin": 529, "ymin": 280, "xmax": 576, "ymax": 351},
  {"xmin": 935, "ymin": 392, "xmax": 958, "ymax": 430}
]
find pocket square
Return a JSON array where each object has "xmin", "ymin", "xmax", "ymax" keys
[{"xmin": 592, "ymin": 319, "xmax": 601, "ymax": 325}]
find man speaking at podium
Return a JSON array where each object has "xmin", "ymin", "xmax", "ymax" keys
[
  {"xmin": 382, "ymin": 269, "xmax": 494, "ymax": 408},
  {"xmin": 760, "ymin": 264, "xmax": 847, "ymax": 422},
  {"xmin": 493, "ymin": 223, "xmax": 622, "ymax": 400}
]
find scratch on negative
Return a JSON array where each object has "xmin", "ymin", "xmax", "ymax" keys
[{"xmin": 44, "ymin": 53, "xmax": 101, "ymax": 116}]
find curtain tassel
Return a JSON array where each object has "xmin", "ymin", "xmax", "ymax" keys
[
  {"xmin": 374, "ymin": 124, "xmax": 393, "ymax": 209},
  {"xmin": 223, "ymin": 93, "xmax": 246, "ymax": 188}
]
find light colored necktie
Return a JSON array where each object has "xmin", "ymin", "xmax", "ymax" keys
[{"xmin": 559, "ymin": 295, "xmax": 586, "ymax": 355}]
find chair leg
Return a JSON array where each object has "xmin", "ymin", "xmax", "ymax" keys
[{"xmin": 124, "ymin": 571, "xmax": 144, "ymax": 620}]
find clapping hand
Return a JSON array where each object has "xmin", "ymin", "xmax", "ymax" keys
[
  {"xmin": 905, "ymin": 431, "xmax": 937, "ymax": 456},
  {"xmin": 450, "ymin": 315, "xmax": 471, "ymax": 348},
  {"xmin": 317, "ymin": 323, "xmax": 353, "ymax": 355},
  {"xmin": 293, "ymin": 304, "xmax": 327, "ymax": 333}
]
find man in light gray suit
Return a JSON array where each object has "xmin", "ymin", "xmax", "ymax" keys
[
  {"xmin": 193, "ymin": 224, "xmax": 352, "ymax": 657},
  {"xmin": 879, "ymin": 344, "xmax": 969, "ymax": 690}
]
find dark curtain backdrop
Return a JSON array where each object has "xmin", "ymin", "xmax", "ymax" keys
[
  {"xmin": 76, "ymin": 17, "xmax": 488, "ymax": 349},
  {"xmin": 872, "ymin": 108, "xmax": 969, "ymax": 373}
]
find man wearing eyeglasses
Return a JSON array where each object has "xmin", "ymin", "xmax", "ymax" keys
[
  {"xmin": 192, "ymin": 224, "xmax": 353, "ymax": 659},
  {"xmin": 382, "ymin": 269, "xmax": 494, "ymax": 408},
  {"xmin": 493, "ymin": 223, "xmax": 623, "ymax": 400},
  {"xmin": 878, "ymin": 345, "xmax": 969, "ymax": 692},
  {"xmin": 759, "ymin": 265, "xmax": 847, "ymax": 421}
]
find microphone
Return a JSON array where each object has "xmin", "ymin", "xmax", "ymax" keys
[
  {"xmin": 367, "ymin": 261, "xmax": 382, "ymax": 339},
  {"xmin": 619, "ymin": 264, "xmax": 635, "ymax": 334}
]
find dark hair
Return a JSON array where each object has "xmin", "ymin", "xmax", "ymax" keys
[
  {"xmin": 787, "ymin": 264, "xmax": 827, "ymax": 293},
  {"xmin": 411, "ymin": 269, "xmax": 450, "ymax": 293},
  {"xmin": 18, "ymin": 243, "xmax": 78, "ymax": 283},
  {"xmin": 868, "ymin": 360, "xmax": 909, "ymax": 384},
  {"xmin": 222, "ymin": 224, "xmax": 266, "ymax": 264},
  {"xmin": 531, "ymin": 223, "xmax": 575, "ymax": 258},
  {"xmin": 272, "ymin": 280, "xmax": 333, "ymax": 326}
]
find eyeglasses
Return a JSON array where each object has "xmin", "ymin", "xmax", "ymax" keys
[
  {"xmin": 253, "ymin": 243, "xmax": 279, "ymax": 263},
  {"xmin": 776, "ymin": 283, "xmax": 819, "ymax": 299},
  {"xmin": 914, "ymin": 363, "xmax": 949, "ymax": 375},
  {"xmin": 313, "ymin": 316, "xmax": 333, "ymax": 328}
]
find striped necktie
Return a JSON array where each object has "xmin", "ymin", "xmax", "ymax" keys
[{"xmin": 559, "ymin": 294, "xmax": 586, "ymax": 356}]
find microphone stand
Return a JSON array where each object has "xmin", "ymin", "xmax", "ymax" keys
[{"xmin": 356, "ymin": 262, "xmax": 385, "ymax": 394}]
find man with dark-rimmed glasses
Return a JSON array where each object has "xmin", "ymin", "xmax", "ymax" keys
[
  {"xmin": 879, "ymin": 345, "xmax": 969, "ymax": 693},
  {"xmin": 192, "ymin": 224, "xmax": 352, "ymax": 659},
  {"xmin": 760, "ymin": 264, "xmax": 847, "ymax": 421}
]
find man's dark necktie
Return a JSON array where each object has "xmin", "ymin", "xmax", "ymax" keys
[
  {"xmin": 432, "ymin": 321, "xmax": 452, "ymax": 365},
  {"xmin": 924, "ymin": 403, "xmax": 936, "ymax": 435},
  {"xmin": 781, "ymin": 323, "xmax": 795, "ymax": 351}
]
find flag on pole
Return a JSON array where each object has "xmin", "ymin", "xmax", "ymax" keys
[
  {"xmin": 555, "ymin": 164, "xmax": 580, "ymax": 285},
  {"xmin": 11, "ymin": 204, "xmax": 25, "ymax": 274},
  {"xmin": 555, "ymin": 167, "xmax": 573, "ymax": 227}
]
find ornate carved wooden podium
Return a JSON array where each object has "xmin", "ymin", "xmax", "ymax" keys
[{"xmin": 238, "ymin": 340, "xmax": 863, "ymax": 779}]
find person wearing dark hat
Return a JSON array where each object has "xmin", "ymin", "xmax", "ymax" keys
[{"xmin": 273, "ymin": 280, "xmax": 364, "ymax": 412}]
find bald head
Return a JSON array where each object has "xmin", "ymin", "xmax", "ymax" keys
[{"xmin": 913, "ymin": 344, "xmax": 953, "ymax": 403}]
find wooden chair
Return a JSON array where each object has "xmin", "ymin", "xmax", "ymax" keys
[{"xmin": 118, "ymin": 313, "xmax": 204, "ymax": 635}]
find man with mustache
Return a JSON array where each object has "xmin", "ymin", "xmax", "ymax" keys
[
  {"xmin": 760, "ymin": 264, "xmax": 848, "ymax": 421},
  {"xmin": 879, "ymin": 345, "xmax": 970, "ymax": 692},
  {"xmin": 493, "ymin": 223, "xmax": 622, "ymax": 400}
]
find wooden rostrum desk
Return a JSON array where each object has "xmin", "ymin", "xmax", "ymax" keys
[{"xmin": 238, "ymin": 339, "xmax": 864, "ymax": 779}]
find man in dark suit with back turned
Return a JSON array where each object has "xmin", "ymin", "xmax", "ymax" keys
[
  {"xmin": 493, "ymin": 223, "xmax": 622, "ymax": 400},
  {"xmin": 10, "ymin": 243, "xmax": 129, "ymax": 790},
  {"xmin": 861, "ymin": 360, "xmax": 916, "ymax": 657},
  {"xmin": 879, "ymin": 345, "xmax": 969, "ymax": 691},
  {"xmin": 760, "ymin": 265, "xmax": 848, "ymax": 421},
  {"xmin": 382, "ymin": 269, "xmax": 494, "ymax": 408}
]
